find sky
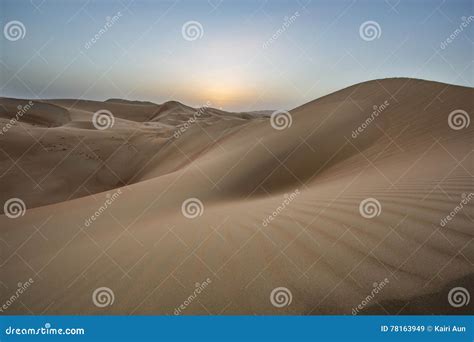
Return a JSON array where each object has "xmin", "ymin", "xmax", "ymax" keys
[{"xmin": 0, "ymin": 0, "xmax": 472, "ymax": 111}]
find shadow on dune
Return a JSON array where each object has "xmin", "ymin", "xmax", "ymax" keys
[{"xmin": 363, "ymin": 273, "xmax": 473, "ymax": 315}]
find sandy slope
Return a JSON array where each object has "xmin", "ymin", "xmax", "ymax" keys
[
  {"xmin": 0, "ymin": 98, "xmax": 257, "ymax": 209},
  {"xmin": 0, "ymin": 78, "xmax": 472, "ymax": 315}
]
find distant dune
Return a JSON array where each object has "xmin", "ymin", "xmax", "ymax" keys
[
  {"xmin": 0, "ymin": 78, "xmax": 472, "ymax": 315},
  {"xmin": 243, "ymin": 110, "xmax": 274, "ymax": 117}
]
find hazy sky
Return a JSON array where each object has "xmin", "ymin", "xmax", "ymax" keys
[{"xmin": 0, "ymin": 0, "xmax": 472, "ymax": 111}]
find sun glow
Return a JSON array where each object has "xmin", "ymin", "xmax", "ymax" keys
[{"xmin": 193, "ymin": 69, "xmax": 256, "ymax": 109}]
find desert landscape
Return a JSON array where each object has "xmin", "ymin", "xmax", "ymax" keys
[{"xmin": 0, "ymin": 77, "xmax": 472, "ymax": 315}]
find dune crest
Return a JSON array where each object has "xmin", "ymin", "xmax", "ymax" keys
[{"xmin": 0, "ymin": 78, "xmax": 472, "ymax": 315}]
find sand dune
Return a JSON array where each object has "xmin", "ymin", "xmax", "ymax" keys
[
  {"xmin": 0, "ymin": 98, "xmax": 71, "ymax": 127},
  {"xmin": 0, "ymin": 98, "xmax": 255, "ymax": 209},
  {"xmin": 0, "ymin": 78, "xmax": 472, "ymax": 315}
]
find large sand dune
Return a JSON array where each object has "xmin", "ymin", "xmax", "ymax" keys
[{"xmin": 0, "ymin": 78, "xmax": 472, "ymax": 315}]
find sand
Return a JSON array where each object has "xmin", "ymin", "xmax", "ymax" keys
[{"xmin": 0, "ymin": 78, "xmax": 472, "ymax": 315}]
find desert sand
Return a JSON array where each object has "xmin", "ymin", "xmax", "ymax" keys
[{"xmin": 0, "ymin": 78, "xmax": 472, "ymax": 315}]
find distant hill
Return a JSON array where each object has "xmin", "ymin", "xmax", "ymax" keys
[{"xmin": 105, "ymin": 98, "xmax": 158, "ymax": 106}]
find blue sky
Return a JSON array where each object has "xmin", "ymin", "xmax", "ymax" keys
[{"xmin": 0, "ymin": 0, "xmax": 472, "ymax": 111}]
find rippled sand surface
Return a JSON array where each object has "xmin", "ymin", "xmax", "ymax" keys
[{"xmin": 1, "ymin": 78, "xmax": 472, "ymax": 314}]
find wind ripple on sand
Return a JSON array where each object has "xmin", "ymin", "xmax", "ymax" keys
[{"xmin": 0, "ymin": 78, "xmax": 472, "ymax": 315}]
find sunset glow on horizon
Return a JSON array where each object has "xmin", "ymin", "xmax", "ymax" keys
[{"xmin": 1, "ymin": 0, "xmax": 472, "ymax": 111}]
